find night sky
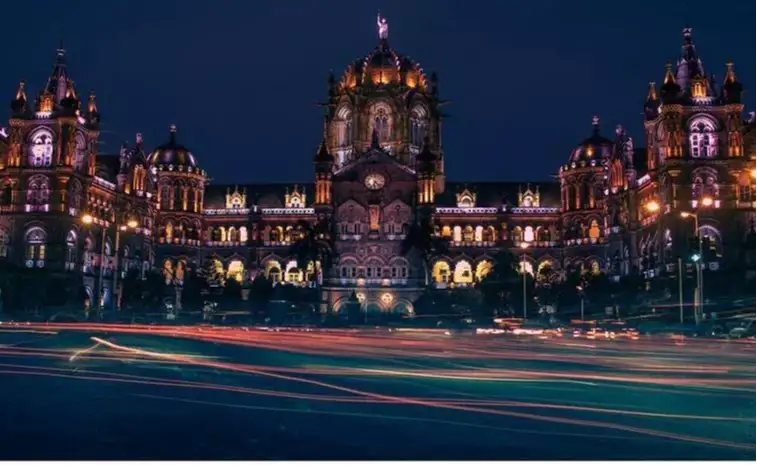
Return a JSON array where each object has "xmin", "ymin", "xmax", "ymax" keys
[{"xmin": 2, "ymin": 0, "xmax": 754, "ymax": 185}]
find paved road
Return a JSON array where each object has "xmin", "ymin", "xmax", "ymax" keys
[{"xmin": 0, "ymin": 323, "xmax": 754, "ymax": 460}]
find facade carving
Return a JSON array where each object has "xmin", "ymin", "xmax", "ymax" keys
[{"xmin": 0, "ymin": 25, "xmax": 754, "ymax": 313}]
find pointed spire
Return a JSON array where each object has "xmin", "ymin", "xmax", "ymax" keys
[
  {"xmin": 45, "ymin": 42, "xmax": 69, "ymax": 103},
  {"xmin": 11, "ymin": 81, "xmax": 28, "ymax": 114},
  {"xmin": 646, "ymin": 81, "xmax": 658, "ymax": 101},
  {"xmin": 722, "ymin": 60, "xmax": 743, "ymax": 103},
  {"xmin": 724, "ymin": 61, "xmax": 738, "ymax": 83},
  {"xmin": 663, "ymin": 61, "xmax": 676, "ymax": 85},
  {"xmin": 168, "ymin": 124, "xmax": 178, "ymax": 143}
]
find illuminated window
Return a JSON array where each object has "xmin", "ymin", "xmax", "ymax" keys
[
  {"xmin": 689, "ymin": 119, "xmax": 718, "ymax": 158},
  {"xmin": 452, "ymin": 226, "xmax": 462, "ymax": 242},
  {"xmin": 475, "ymin": 261, "xmax": 492, "ymax": 281},
  {"xmin": 26, "ymin": 175, "xmax": 51, "ymax": 205},
  {"xmin": 74, "ymin": 133, "xmax": 87, "ymax": 172},
  {"xmin": 432, "ymin": 261, "xmax": 451, "ymax": 284},
  {"xmin": 453, "ymin": 260, "xmax": 473, "ymax": 284},
  {"xmin": 227, "ymin": 260, "xmax": 245, "ymax": 282},
  {"xmin": 29, "ymin": 129, "xmax": 54, "ymax": 167},
  {"xmin": 589, "ymin": 220, "xmax": 601, "ymax": 240},
  {"xmin": 523, "ymin": 226, "xmax": 535, "ymax": 242}
]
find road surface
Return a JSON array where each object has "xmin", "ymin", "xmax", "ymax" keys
[{"xmin": 0, "ymin": 323, "xmax": 753, "ymax": 460}]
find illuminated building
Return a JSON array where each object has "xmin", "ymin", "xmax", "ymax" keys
[{"xmin": 0, "ymin": 24, "xmax": 754, "ymax": 312}]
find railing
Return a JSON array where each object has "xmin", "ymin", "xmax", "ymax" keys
[{"xmin": 435, "ymin": 207, "xmax": 499, "ymax": 214}]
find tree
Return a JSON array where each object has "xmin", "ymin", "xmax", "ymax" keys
[
  {"xmin": 401, "ymin": 213, "xmax": 448, "ymax": 287},
  {"xmin": 222, "ymin": 277, "xmax": 242, "ymax": 308},
  {"xmin": 478, "ymin": 250, "xmax": 520, "ymax": 315},
  {"xmin": 201, "ymin": 259, "xmax": 225, "ymax": 288},
  {"xmin": 289, "ymin": 218, "xmax": 335, "ymax": 287},
  {"xmin": 248, "ymin": 274, "xmax": 274, "ymax": 317},
  {"xmin": 181, "ymin": 268, "xmax": 207, "ymax": 311},
  {"xmin": 120, "ymin": 268, "xmax": 146, "ymax": 311}
]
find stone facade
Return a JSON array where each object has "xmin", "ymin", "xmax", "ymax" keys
[{"xmin": 0, "ymin": 25, "xmax": 754, "ymax": 312}]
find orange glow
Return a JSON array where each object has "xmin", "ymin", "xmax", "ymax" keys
[
  {"xmin": 701, "ymin": 196, "xmax": 714, "ymax": 207},
  {"xmin": 645, "ymin": 201, "xmax": 660, "ymax": 213},
  {"xmin": 81, "ymin": 214, "xmax": 94, "ymax": 225}
]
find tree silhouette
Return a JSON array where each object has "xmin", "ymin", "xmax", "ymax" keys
[
  {"xmin": 401, "ymin": 214, "xmax": 448, "ymax": 287},
  {"xmin": 289, "ymin": 218, "xmax": 335, "ymax": 287}
]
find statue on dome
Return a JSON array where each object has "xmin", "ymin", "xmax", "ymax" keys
[{"xmin": 377, "ymin": 13, "xmax": 389, "ymax": 40}]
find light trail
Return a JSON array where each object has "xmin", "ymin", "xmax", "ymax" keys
[
  {"xmin": 86, "ymin": 336, "xmax": 755, "ymax": 451},
  {"xmin": 0, "ymin": 321, "xmax": 753, "ymax": 454}
]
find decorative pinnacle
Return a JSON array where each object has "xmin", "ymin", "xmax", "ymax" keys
[
  {"xmin": 592, "ymin": 115, "xmax": 599, "ymax": 126},
  {"xmin": 169, "ymin": 124, "xmax": 177, "ymax": 133}
]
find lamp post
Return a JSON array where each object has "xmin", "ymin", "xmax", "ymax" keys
[
  {"xmin": 680, "ymin": 210, "xmax": 704, "ymax": 323},
  {"xmin": 82, "ymin": 214, "xmax": 139, "ymax": 312},
  {"xmin": 112, "ymin": 218, "xmax": 139, "ymax": 312},
  {"xmin": 81, "ymin": 214, "xmax": 106, "ymax": 310},
  {"xmin": 519, "ymin": 242, "xmax": 529, "ymax": 320}
]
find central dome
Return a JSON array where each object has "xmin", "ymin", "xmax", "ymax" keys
[{"xmin": 340, "ymin": 17, "xmax": 427, "ymax": 89}]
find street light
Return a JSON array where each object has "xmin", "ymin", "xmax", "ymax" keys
[
  {"xmin": 701, "ymin": 196, "xmax": 714, "ymax": 207},
  {"xmin": 645, "ymin": 200, "xmax": 660, "ymax": 212},
  {"xmin": 680, "ymin": 210, "xmax": 704, "ymax": 323},
  {"xmin": 81, "ymin": 213, "xmax": 139, "ymax": 313},
  {"xmin": 112, "ymin": 218, "xmax": 139, "ymax": 312},
  {"xmin": 520, "ymin": 242, "xmax": 529, "ymax": 321},
  {"xmin": 81, "ymin": 213, "xmax": 106, "ymax": 311}
]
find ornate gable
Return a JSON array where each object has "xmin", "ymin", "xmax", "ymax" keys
[
  {"xmin": 518, "ymin": 184, "xmax": 540, "ymax": 207},
  {"xmin": 456, "ymin": 187, "xmax": 476, "ymax": 208},
  {"xmin": 285, "ymin": 184, "xmax": 306, "ymax": 208}
]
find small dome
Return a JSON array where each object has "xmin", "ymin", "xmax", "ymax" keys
[
  {"xmin": 568, "ymin": 116, "xmax": 614, "ymax": 164},
  {"xmin": 147, "ymin": 125, "xmax": 198, "ymax": 168}
]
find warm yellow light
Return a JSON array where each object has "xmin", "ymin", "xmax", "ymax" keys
[
  {"xmin": 81, "ymin": 214, "xmax": 94, "ymax": 225},
  {"xmin": 127, "ymin": 219, "xmax": 138, "ymax": 229},
  {"xmin": 119, "ymin": 225, "xmax": 127, "ymax": 231},
  {"xmin": 701, "ymin": 196, "xmax": 714, "ymax": 207},
  {"xmin": 645, "ymin": 201, "xmax": 660, "ymax": 212},
  {"xmin": 519, "ymin": 242, "xmax": 529, "ymax": 249},
  {"xmin": 680, "ymin": 211, "xmax": 693, "ymax": 219}
]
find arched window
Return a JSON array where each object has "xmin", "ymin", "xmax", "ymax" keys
[
  {"xmin": 228, "ymin": 226, "xmax": 238, "ymax": 242},
  {"xmin": 523, "ymin": 226, "xmax": 535, "ymax": 242},
  {"xmin": 25, "ymin": 227, "xmax": 46, "ymax": 264},
  {"xmin": 69, "ymin": 179, "xmax": 83, "ymax": 211},
  {"xmin": 74, "ymin": 133, "xmax": 87, "ymax": 172},
  {"xmin": 160, "ymin": 185, "xmax": 171, "ymax": 209},
  {"xmin": 462, "ymin": 226, "xmax": 474, "ymax": 242},
  {"xmin": 227, "ymin": 260, "xmax": 245, "ymax": 282},
  {"xmin": 452, "ymin": 225, "xmax": 462, "ymax": 243},
  {"xmin": 432, "ymin": 261, "xmax": 451, "ymax": 284},
  {"xmin": 410, "ymin": 106, "xmax": 428, "ymax": 147},
  {"xmin": 28, "ymin": 129, "xmax": 54, "ymax": 167},
  {"xmin": 239, "ymin": 226, "xmax": 248, "ymax": 243},
  {"xmin": 453, "ymin": 261, "xmax": 473, "ymax": 284},
  {"xmin": 373, "ymin": 107, "xmax": 391, "ymax": 143},
  {"xmin": 474, "ymin": 226, "xmax": 483, "ymax": 242},
  {"xmin": 26, "ymin": 175, "xmax": 51, "ymax": 205},
  {"xmin": 589, "ymin": 220, "xmax": 601, "ymax": 240},
  {"xmin": 164, "ymin": 222, "xmax": 174, "ymax": 241},
  {"xmin": 475, "ymin": 260, "xmax": 493, "ymax": 281},
  {"xmin": 66, "ymin": 230, "xmax": 77, "ymax": 269},
  {"xmin": 689, "ymin": 118, "xmax": 718, "ymax": 158}
]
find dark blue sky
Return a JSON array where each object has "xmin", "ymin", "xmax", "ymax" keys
[{"xmin": 2, "ymin": 0, "xmax": 754, "ymax": 184}]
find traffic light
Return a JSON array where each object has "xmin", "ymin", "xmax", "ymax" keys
[{"xmin": 688, "ymin": 236, "xmax": 701, "ymax": 262}]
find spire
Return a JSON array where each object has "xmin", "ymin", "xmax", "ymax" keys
[
  {"xmin": 45, "ymin": 42, "xmax": 69, "ymax": 104},
  {"xmin": 663, "ymin": 61, "xmax": 676, "ymax": 85},
  {"xmin": 169, "ymin": 124, "xmax": 178, "ymax": 143},
  {"xmin": 644, "ymin": 81, "xmax": 660, "ymax": 120},
  {"xmin": 10, "ymin": 81, "xmax": 28, "ymax": 114},
  {"xmin": 722, "ymin": 60, "xmax": 743, "ymax": 103},
  {"xmin": 87, "ymin": 90, "xmax": 98, "ymax": 115}
]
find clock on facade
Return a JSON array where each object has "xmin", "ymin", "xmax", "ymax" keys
[{"xmin": 364, "ymin": 173, "xmax": 385, "ymax": 190}]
